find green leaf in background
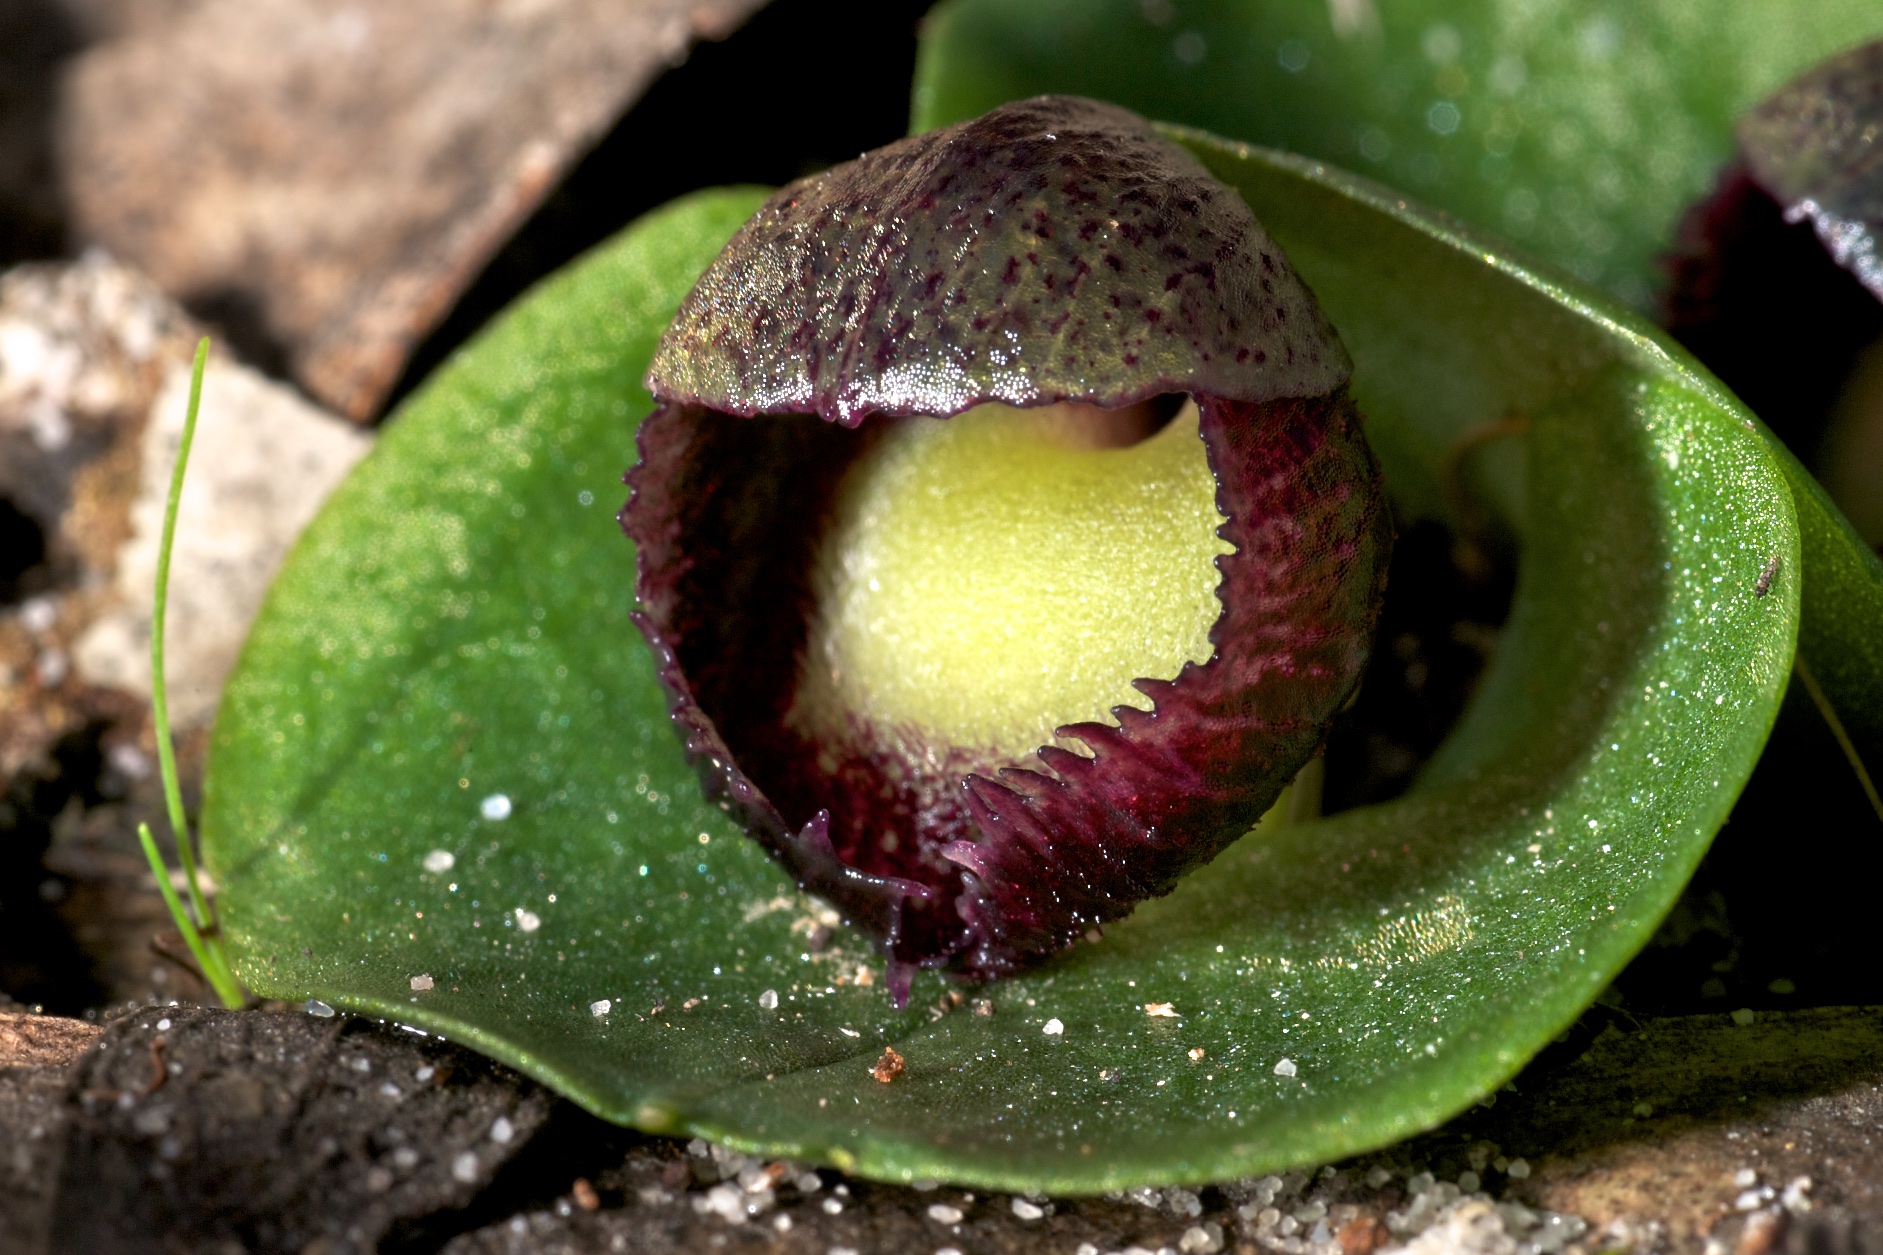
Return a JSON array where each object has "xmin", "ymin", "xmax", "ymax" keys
[
  {"xmin": 202, "ymin": 125, "xmax": 1804, "ymax": 1186},
  {"xmin": 915, "ymin": 0, "xmax": 1883, "ymax": 761},
  {"xmin": 913, "ymin": 0, "xmax": 1883, "ymax": 311}
]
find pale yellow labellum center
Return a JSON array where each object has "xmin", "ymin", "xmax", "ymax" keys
[{"xmin": 791, "ymin": 398, "xmax": 1232, "ymax": 759}]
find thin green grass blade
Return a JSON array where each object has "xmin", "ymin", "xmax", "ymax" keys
[
  {"xmin": 154, "ymin": 338, "xmax": 214, "ymax": 931},
  {"xmin": 136, "ymin": 821, "xmax": 226, "ymax": 995},
  {"xmin": 147, "ymin": 336, "xmax": 245, "ymax": 1009}
]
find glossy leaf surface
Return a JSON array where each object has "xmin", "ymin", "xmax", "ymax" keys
[
  {"xmin": 205, "ymin": 147, "xmax": 1798, "ymax": 1187},
  {"xmin": 913, "ymin": 0, "xmax": 1883, "ymax": 311}
]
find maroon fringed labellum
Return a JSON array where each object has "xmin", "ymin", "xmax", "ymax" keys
[{"xmin": 621, "ymin": 96, "xmax": 1391, "ymax": 1002}]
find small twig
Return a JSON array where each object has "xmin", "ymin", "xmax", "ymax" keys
[
  {"xmin": 141, "ymin": 1036, "xmax": 170, "ymax": 1096},
  {"xmin": 1794, "ymin": 652, "xmax": 1883, "ymax": 825},
  {"xmin": 83, "ymin": 1036, "xmax": 169, "ymax": 1104},
  {"xmin": 148, "ymin": 930, "xmax": 209, "ymax": 985}
]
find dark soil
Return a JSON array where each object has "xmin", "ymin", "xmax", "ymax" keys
[{"xmin": 11, "ymin": 1003, "xmax": 1883, "ymax": 1253}]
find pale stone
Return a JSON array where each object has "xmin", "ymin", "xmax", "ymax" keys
[{"xmin": 73, "ymin": 355, "xmax": 369, "ymax": 725}]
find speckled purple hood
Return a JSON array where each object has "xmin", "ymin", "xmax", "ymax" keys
[
  {"xmin": 648, "ymin": 95, "xmax": 1349, "ymax": 424},
  {"xmin": 622, "ymin": 96, "xmax": 1390, "ymax": 1002}
]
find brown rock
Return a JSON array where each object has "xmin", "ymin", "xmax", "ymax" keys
[
  {"xmin": 0, "ymin": 1016, "xmax": 90, "ymax": 1255},
  {"xmin": 0, "ymin": 1012, "xmax": 99, "ymax": 1068},
  {"xmin": 61, "ymin": 0, "xmax": 770, "ymax": 421}
]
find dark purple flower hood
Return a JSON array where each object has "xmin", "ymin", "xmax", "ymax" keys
[{"xmin": 622, "ymin": 96, "xmax": 1391, "ymax": 1002}]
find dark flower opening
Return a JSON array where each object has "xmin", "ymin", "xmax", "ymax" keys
[
  {"xmin": 1666, "ymin": 38, "xmax": 1883, "ymax": 543},
  {"xmin": 622, "ymin": 97, "xmax": 1392, "ymax": 998}
]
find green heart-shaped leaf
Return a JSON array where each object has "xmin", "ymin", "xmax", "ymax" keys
[
  {"xmin": 913, "ymin": 0, "xmax": 1883, "ymax": 312},
  {"xmin": 204, "ymin": 140, "xmax": 1801, "ymax": 1187}
]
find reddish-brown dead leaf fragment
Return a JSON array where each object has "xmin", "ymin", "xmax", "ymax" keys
[
  {"xmin": 1337, "ymin": 1216, "xmax": 1389, "ymax": 1255},
  {"xmin": 870, "ymin": 1046, "xmax": 905, "ymax": 1084}
]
